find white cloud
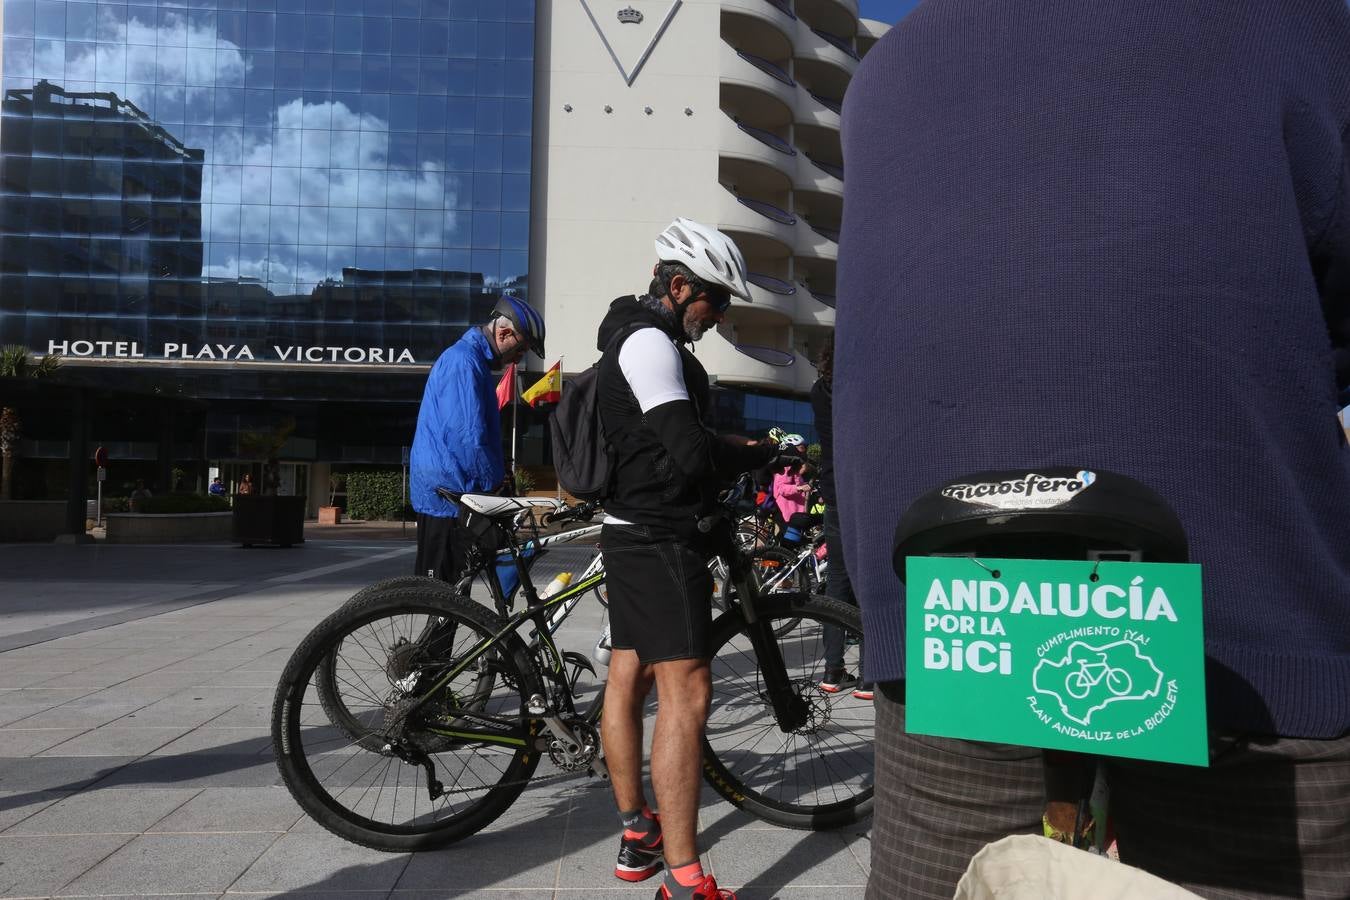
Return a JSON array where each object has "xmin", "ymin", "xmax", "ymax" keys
[{"xmin": 11, "ymin": 13, "xmax": 464, "ymax": 294}]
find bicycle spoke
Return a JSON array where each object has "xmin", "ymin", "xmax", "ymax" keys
[{"xmin": 705, "ymin": 603, "xmax": 873, "ymax": 817}]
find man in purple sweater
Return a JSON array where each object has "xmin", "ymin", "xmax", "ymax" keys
[{"xmin": 834, "ymin": 1, "xmax": 1350, "ymax": 897}]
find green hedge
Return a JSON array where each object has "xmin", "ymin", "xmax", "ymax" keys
[
  {"xmin": 138, "ymin": 494, "xmax": 231, "ymax": 514},
  {"xmin": 346, "ymin": 470, "xmax": 408, "ymax": 521}
]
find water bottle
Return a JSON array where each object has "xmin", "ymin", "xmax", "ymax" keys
[
  {"xmin": 593, "ymin": 624, "xmax": 612, "ymax": 667},
  {"xmin": 538, "ymin": 571, "xmax": 573, "ymax": 599}
]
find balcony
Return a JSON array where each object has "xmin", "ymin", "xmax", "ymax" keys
[
  {"xmin": 736, "ymin": 118, "xmax": 796, "ymax": 157},
  {"xmin": 794, "ymin": 25, "xmax": 859, "ymax": 75},
  {"xmin": 697, "ymin": 331, "xmax": 805, "ymax": 393},
  {"xmin": 810, "ymin": 27, "xmax": 859, "ymax": 60},
  {"xmin": 804, "ymin": 154, "xmax": 842, "ymax": 180},
  {"xmin": 716, "ymin": 188, "xmax": 796, "ymax": 256},
  {"xmin": 740, "ymin": 195, "xmax": 796, "ymax": 226},
  {"xmin": 742, "ymin": 270, "xmax": 799, "ymax": 317},
  {"xmin": 722, "ymin": 0, "xmax": 796, "ymax": 25},
  {"xmin": 797, "ymin": 0, "xmax": 859, "ymax": 34},
  {"xmin": 794, "ymin": 218, "xmax": 838, "ymax": 260},
  {"xmin": 806, "ymin": 90, "xmax": 842, "ymax": 115},
  {"xmin": 719, "ymin": 115, "xmax": 796, "ymax": 188},
  {"xmin": 720, "ymin": 41, "xmax": 798, "ymax": 111},
  {"xmin": 857, "ymin": 17, "xmax": 891, "ymax": 59},
  {"xmin": 794, "ymin": 90, "xmax": 841, "ymax": 130},
  {"xmin": 792, "ymin": 154, "xmax": 842, "ymax": 197},
  {"xmin": 737, "ymin": 49, "xmax": 795, "ymax": 86}
]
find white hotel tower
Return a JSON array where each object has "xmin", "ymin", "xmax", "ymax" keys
[{"xmin": 531, "ymin": 0, "xmax": 889, "ymax": 396}]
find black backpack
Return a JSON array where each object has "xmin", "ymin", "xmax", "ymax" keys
[{"xmin": 549, "ymin": 323, "xmax": 643, "ymax": 501}]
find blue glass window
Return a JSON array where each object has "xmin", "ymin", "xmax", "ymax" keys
[{"xmin": 0, "ymin": 0, "xmax": 535, "ymax": 360}]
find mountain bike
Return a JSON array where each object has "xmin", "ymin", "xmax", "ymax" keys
[
  {"xmin": 313, "ymin": 494, "xmax": 605, "ymax": 753},
  {"xmin": 272, "ymin": 479, "xmax": 870, "ymax": 851}
]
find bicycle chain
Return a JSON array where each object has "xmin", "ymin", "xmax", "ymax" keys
[{"xmin": 424, "ymin": 763, "xmax": 591, "ymax": 797}]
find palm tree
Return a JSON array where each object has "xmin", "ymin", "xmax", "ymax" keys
[{"xmin": 0, "ymin": 346, "xmax": 61, "ymax": 501}]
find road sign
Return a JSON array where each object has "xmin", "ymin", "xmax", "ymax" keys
[
  {"xmin": 96, "ymin": 467, "xmax": 106, "ymax": 482},
  {"xmin": 93, "ymin": 446, "xmax": 108, "ymax": 467}
]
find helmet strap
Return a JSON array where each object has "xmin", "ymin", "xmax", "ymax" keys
[{"xmin": 482, "ymin": 320, "xmax": 507, "ymax": 370}]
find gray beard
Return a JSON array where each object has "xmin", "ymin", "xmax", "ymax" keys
[{"xmin": 684, "ymin": 319, "xmax": 711, "ymax": 342}]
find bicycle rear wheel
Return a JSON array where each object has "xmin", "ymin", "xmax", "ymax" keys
[
  {"xmin": 702, "ymin": 595, "xmax": 872, "ymax": 829},
  {"xmin": 316, "ymin": 575, "xmax": 453, "ymax": 751},
  {"xmin": 272, "ymin": 585, "xmax": 542, "ymax": 851}
]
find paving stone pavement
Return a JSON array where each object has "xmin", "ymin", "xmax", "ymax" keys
[{"xmin": 0, "ymin": 530, "xmax": 871, "ymax": 899}]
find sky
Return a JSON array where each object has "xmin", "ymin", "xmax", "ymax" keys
[{"xmin": 859, "ymin": 0, "xmax": 921, "ymax": 25}]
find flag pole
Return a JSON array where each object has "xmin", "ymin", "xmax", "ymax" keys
[
  {"xmin": 511, "ymin": 367, "xmax": 520, "ymax": 484},
  {"xmin": 556, "ymin": 356, "xmax": 561, "ymax": 499}
]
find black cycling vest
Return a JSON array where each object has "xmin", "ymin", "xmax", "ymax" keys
[{"xmin": 595, "ymin": 296, "xmax": 715, "ymax": 534}]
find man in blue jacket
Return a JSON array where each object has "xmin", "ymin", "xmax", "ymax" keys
[
  {"xmin": 410, "ymin": 295, "xmax": 546, "ymax": 579},
  {"xmin": 835, "ymin": 1, "xmax": 1349, "ymax": 898}
]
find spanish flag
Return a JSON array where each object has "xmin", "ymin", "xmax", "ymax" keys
[{"xmin": 521, "ymin": 361, "xmax": 562, "ymax": 407}]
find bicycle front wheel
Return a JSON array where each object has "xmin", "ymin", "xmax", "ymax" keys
[
  {"xmin": 272, "ymin": 585, "xmax": 542, "ymax": 851},
  {"xmin": 702, "ymin": 595, "xmax": 872, "ymax": 830}
]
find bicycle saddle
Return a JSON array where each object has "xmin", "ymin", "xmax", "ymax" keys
[
  {"xmin": 460, "ymin": 494, "xmax": 564, "ymax": 519},
  {"xmin": 892, "ymin": 467, "xmax": 1187, "ymax": 577}
]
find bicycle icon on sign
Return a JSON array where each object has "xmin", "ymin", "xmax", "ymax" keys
[{"xmin": 1064, "ymin": 651, "xmax": 1134, "ymax": 699}]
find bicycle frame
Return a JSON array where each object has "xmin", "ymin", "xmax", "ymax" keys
[{"xmin": 400, "ymin": 478, "xmax": 815, "ymax": 751}]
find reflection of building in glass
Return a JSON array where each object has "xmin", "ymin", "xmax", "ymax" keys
[{"xmin": 0, "ymin": 80, "xmax": 205, "ymax": 337}]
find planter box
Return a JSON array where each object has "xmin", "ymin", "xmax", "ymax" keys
[
  {"xmin": 0, "ymin": 501, "xmax": 66, "ymax": 542},
  {"xmin": 106, "ymin": 512, "xmax": 233, "ymax": 544},
  {"xmin": 232, "ymin": 495, "xmax": 306, "ymax": 547},
  {"xmin": 317, "ymin": 506, "xmax": 343, "ymax": 525}
]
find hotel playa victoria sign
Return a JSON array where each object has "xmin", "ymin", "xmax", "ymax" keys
[
  {"xmin": 904, "ymin": 556, "xmax": 1208, "ymax": 766},
  {"xmin": 579, "ymin": 0, "xmax": 683, "ymax": 86},
  {"xmin": 47, "ymin": 340, "xmax": 417, "ymax": 365}
]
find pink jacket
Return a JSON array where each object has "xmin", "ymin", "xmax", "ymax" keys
[{"xmin": 772, "ymin": 468, "xmax": 809, "ymax": 520}]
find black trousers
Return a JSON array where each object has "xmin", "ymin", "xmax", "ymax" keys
[{"xmin": 414, "ymin": 513, "xmax": 475, "ymax": 581}]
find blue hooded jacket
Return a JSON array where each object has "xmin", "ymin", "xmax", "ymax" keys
[{"xmin": 410, "ymin": 327, "xmax": 505, "ymax": 518}]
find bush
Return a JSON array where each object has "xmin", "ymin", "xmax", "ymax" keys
[
  {"xmin": 346, "ymin": 470, "xmax": 407, "ymax": 521},
  {"xmin": 137, "ymin": 494, "xmax": 231, "ymax": 514},
  {"xmin": 513, "ymin": 468, "xmax": 535, "ymax": 495}
]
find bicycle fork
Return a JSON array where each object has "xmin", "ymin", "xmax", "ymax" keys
[{"xmin": 733, "ymin": 569, "xmax": 811, "ymax": 733}]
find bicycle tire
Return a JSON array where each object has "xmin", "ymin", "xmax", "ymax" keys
[
  {"xmin": 273, "ymin": 585, "xmax": 542, "ymax": 852},
  {"xmin": 702, "ymin": 594, "xmax": 872, "ymax": 830},
  {"xmin": 316, "ymin": 576, "xmax": 457, "ymax": 751}
]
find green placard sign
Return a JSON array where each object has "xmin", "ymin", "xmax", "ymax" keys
[{"xmin": 904, "ymin": 557, "xmax": 1208, "ymax": 766}]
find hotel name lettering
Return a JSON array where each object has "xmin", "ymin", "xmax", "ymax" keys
[{"xmin": 47, "ymin": 340, "xmax": 417, "ymax": 365}]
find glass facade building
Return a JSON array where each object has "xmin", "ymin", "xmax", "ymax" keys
[{"xmin": 0, "ymin": 0, "xmax": 535, "ymax": 362}]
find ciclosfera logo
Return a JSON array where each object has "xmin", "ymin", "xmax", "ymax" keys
[
  {"xmin": 1027, "ymin": 635, "xmax": 1179, "ymax": 743},
  {"xmin": 941, "ymin": 470, "xmax": 1097, "ymax": 510}
]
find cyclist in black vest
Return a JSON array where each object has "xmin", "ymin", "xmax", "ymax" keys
[{"xmin": 595, "ymin": 218, "xmax": 775, "ymax": 900}]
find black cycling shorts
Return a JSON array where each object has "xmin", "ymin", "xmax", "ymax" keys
[{"xmin": 600, "ymin": 522, "xmax": 714, "ymax": 663}]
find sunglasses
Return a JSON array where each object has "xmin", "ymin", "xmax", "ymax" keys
[{"xmin": 701, "ymin": 286, "xmax": 732, "ymax": 312}]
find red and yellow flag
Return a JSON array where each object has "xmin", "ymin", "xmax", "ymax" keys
[
  {"xmin": 521, "ymin": 361, "xmax": 562, "ymax": 407},
  {"xmin": 496, "ymin": 363, "xmax": 516, "ymax": 410}
]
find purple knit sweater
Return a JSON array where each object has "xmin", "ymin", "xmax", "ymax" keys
[{"xmin": 834, "ymin": 0, "xmax": 1350, "ymax": 738}]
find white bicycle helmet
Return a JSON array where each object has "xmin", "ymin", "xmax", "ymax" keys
[
  {"xmin": 779, "ymin": 432, "xmax": 806, "ymax": 450},
  {"xmin": 655, "ymin": 217, "xmax": 753, "ymax": 302}
]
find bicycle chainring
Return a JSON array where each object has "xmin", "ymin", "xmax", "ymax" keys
[{"xmin": 547, "ymin": 719, "xmax": 600, "ymax": 771}]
